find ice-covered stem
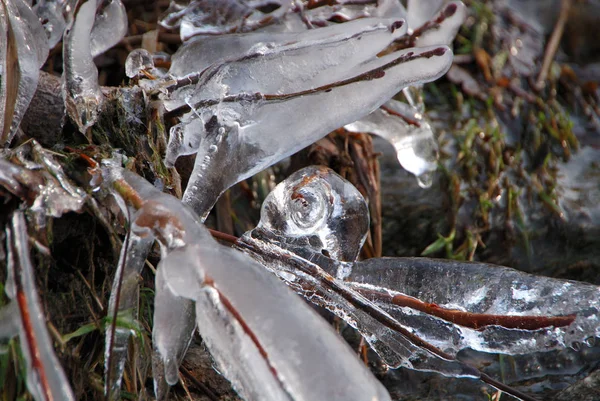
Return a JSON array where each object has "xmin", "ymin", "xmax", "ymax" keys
[
  {"xmin": 394, "ymin": 1, "xmax": 466, "ymax": 50},
  {"xmin": 179, "ymin": 44, "xmax": 452, "ymax": 217},
  {"xmin": 63, "ymin": 0, "xmax": 104, "ymax": 134},
  {"xmin": 0, "ymin": 0, "xmax": 49, "ymax": 146},
  {"xmin": 104, "ymin": 165, "xmax": 394, "ymax": 401},
  {"xmin": 104, "ymin": 233, "xmax": 153, "ymax": 400},
  {"xmin": 5, "ymin": 211, "xmax": 75, "ymax": 401}
]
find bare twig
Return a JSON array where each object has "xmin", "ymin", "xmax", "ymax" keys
[{"xmin": 535, "ymin": 0, "xmax": 572, "ymax": 90}]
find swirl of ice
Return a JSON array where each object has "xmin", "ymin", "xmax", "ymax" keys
[{"xmin": 257, "ymin": 166, "xmax": 369, "ymax": 262}]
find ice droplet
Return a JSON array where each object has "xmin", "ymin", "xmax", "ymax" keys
[
  {"xmin": 416, "ymin": 171, "xmax": 433, "ymax": 188},
  {"xmin": 125, "ymin": 48, "xmax": 154, "ymax": 78}
]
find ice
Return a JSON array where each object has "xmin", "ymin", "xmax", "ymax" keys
[
  {"xmin": 255, "ymin": 166, "xmax": 370, "ymax": 262},
  {"xmin": 169, "ymin": 17, "xmax": 406, "ymax": 79},
  {"xmin": 104, "ymin": 233, "xmax": 153, "ymax": 401},
  {"xmin": 34, "ymin": 0, "xmax": 77, "ymax": 48},
  {"xmin": 160, "ymin": 0, "xmax": 292, "ymax": 42},
  {"xmin": 171, "ymin": 18, "xmax": 407, "ymax": 101},
  {"xmin": 102, "ymin": 164, "xmax": 392, "ymax": 401},
  {"xmin": 237, "ymin": 166, "xmax": 600, "ymax": 393},
  {"xmin": 162, "ymin": 244, "xmax": 393, "ymax": 401},
  {"xmin": 0, "ymin": 0, "xmax": 48, "ymax": 146},
  {"xmin": 0, "ymin": 142, "xmax": 86, "ymax": 222},
  {"xmin": 89, "ymin": 0, "xmax": 127, "ymax": 57},
  {"xmin": 5, "ymin": 211, "xmax": 75, "ymax": 401},
  {"xmin": 0, "ymin": 302, "xmax": 19, "ymax": 340},
  {"xmin": 411, "ymin": 1, "xmax": 466, "ymax": 48},
  {"xmin": 407, "ymin": 0, "xmax": 444, "ymax": 33},
  {"xmin": 345, "ymin": 99, "xmax": 439, "ymax": 187},
  {"xmin": 63, "ymin": 0, "xmax": 103, "ymax": 134},
  {"xmin": 152, "ymin": 261, "xmax": 196, "ymax": 391},
  {"xmin": 175, "ymin": 44, "xmax": 452, "ymax": 217},
  {"xmin": 347, "ymin": 257, "xmax": 600, "ymax": 356},
  {"xmin": 125, "ymin": 48, "xmax": 155, "ymax": 78}
]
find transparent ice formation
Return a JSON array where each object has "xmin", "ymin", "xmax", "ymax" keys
[
  {"xmin": 406, "ymin": 0, "xmax": 445, "ymax": 33},
  {"xmin": 125, "ymin": 48, "xmax": 155, "ymax": 78},
  {"xmin": 0, "ymin": 0, "xmax": 49, "ymax": 146},
  {"xmin": 104, "ymin": 234, "xmax": 153, "ymax": 401},
  {"xmin": 254, "ymin": 166, "xmax": 370, "ymax": 262},
  {"xmin": 101, "ymin": 164, "xmax": 392, "ymax": 401},
  {"xmin": 3, "ymin": 211, "xmax": 76, "ymax": 401},
  {"xmin": 33, "ymin": 0, "xmax": 77, "ymax": 48},
  {"xmin": 63, "ymin": 0, "xmax": 103, "ymax": 133},
  {"xmin": 160, "ymin": 0, "xmax": 292, "ymax": 42},
  {"xmin": 0, "ymin": 142, "xmax": 87, "ymax": 222},
  {"xmin": 89, "ymin": 0, "xmax": 127, "ymax": 58},
  {"xmin": 237, "ymin": 166, "xmax": 600, "ymax": 395},
  {"xmin": 409, "ymin": 1, "xmax": 466, "ymax": 48},
  {"xmin": 161, "ymin": 19, "xmax": 452, "ymax": 218},
  {"xmin": 346, "ymin": 258, "xmax": 600, "ymax": 357},
  {"xmin": 345, "ymin": 99, "xmax": 439, "ymax": 188},
  {"xmin": 63, "ymin": 0, "xmax": 127, "ymax": 133},
  {"xmin": 168, "ymin": 17, "xmax": 404, "ymax": 78}
]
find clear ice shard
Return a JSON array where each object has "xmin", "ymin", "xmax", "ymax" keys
[
  {"xmin": 167, "ymin": 24, "xmax": 452, "ymax": 217},
  {"xmin": 63, "ymin": 0, "xmax": 103, "ymax": 134},
  {"xmin": 101, "ymin": 164, "xmax": 392, "ymax": 401},
  {"xmin": 125, "ymin": 48, "xmax": 155, "ymax": 78},
  {"xmin": 104, "ymin": 233, "xmax": 153, "ymax": 401},
  {"xmin": 5, "ymin": 211, "xmax": 75, "ymax": 401},
  {"xmin": 345, "ymin": 99, "xmax": 438, "ymax": 187},
  {"xmin": 0, "ymin": 0, "xmax": 48, "ymax": 146},
  {"xmin": 33, "ymin": 0, "xmax": 77, "ymax": 49},
  {"xmin": 89, "ymin": 0, "xmax": 128, "ymax": 57},
  {"xmin": 237, "ymin": 166, "xmax": 600, "ymax": 385}
]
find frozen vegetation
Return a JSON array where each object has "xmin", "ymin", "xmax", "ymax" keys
[{"xmin": 1, "ymin": 1, "xmax": 600, "ymax": 401}]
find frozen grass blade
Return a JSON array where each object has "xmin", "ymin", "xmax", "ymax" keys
[{"xmin": 5, "ymin": 211, "xmax": 75, "ymax": 401}]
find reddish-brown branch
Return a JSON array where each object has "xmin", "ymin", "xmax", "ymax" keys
[{"xmin": 355, "ymin": 287, "xmax": 576, "ymax": 330}]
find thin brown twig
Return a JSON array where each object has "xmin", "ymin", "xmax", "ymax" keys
[{"xmin": 535, "ymin": 0, "xmax": 572, "ymax": 90}]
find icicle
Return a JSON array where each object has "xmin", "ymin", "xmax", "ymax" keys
[
  {"xmin": 90, "ymin": 0, "xmax": 127, "ymax": 57},
  {"xmin": 5, "ymin": 211, "xmax": 76, "ymax": 401},
  {"xmin": 104, "ymin": 233, "xmax": 153, "ymax": 401},
  {"xmin": 0, "ymin": 0, "xmax": 48, "ymax": 146},
  {"xmin": 34, "ymin": 0, "xmax": 77, "ymax": 49},
  {"xmin": 63, "ymin": 0, "xmax": 103, "ymax": 134},
  {"xmin": 345, "ymin": 99, "xmax": 439, "ymax": 188}
]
